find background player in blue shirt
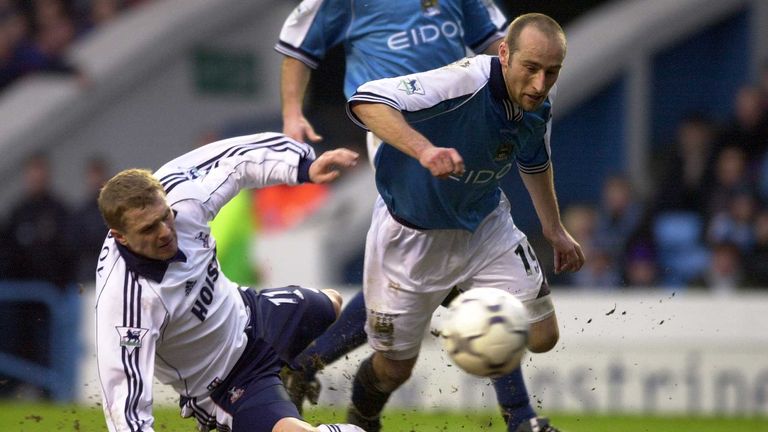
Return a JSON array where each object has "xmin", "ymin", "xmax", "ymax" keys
[
  {"xmin": 345, "ymin": 13, "xmax": 585, "ymax": 432},
  {"xmin": 275, "ymin": 2, "xmax": 558, "ymax": 431}
]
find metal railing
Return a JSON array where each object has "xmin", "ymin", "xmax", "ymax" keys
[{"xmin": 0, "ymin": 281, "xmax": 81, "ymax": 402}]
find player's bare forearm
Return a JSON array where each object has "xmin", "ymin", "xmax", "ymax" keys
[
  {"xmin": 281, "ymin": 57, "xmax": 321, "ymax": 142},
  {"xmin": 519, "ymin": 167, "xmax": 563, "ymax": 237},
  {"xmin": 351, "ymin": 103, "xmax": 464, "ymax": 177},
  {"xmin": 520, "ymin": 167, "xmax": 585, "ymax": 273},
  {"xmin": 309, "ymin": 148, "xmax": 360, "ymax": 184},
  {"xmin": 351, "ymin": 102, "xmax": 430, "ymax": 159}
]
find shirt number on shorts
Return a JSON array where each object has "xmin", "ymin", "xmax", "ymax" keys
[{"xmin": 514, "ymin": 244, "xmax": 540, "ymax": 276}]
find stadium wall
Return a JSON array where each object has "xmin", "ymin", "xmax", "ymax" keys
[{"xmin": 77, "ymin": 288, "xmax": 768, "ymax": 415}]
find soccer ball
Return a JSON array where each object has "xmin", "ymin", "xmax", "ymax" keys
[{"xmin": 440, "ymin": 288, "xmax": 530, "ymax": 378}]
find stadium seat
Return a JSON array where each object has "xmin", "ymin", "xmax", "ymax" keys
[{"xmin": 653, "ymin": 211, "xmax": 710, "ymax": 286}]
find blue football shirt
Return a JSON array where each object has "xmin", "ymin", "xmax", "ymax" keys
[
  {"xmin": 276, "ymin": 0, "xmax": 506, "ymax": 98},
  {"xmin": 347, "ymin": 55, "xmax": 554, "ymax": 231}
]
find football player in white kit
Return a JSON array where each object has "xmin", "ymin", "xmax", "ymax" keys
[
  {"xmin": 343, "ymin": 14, "xmax": 585, "ymax": 432},
  {"xmin": 94, "ymin": 133, "xmax": 364, "ymax": 432}
]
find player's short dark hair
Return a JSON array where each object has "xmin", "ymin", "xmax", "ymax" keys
[
  {"xmin": 505, "ymin": 13, "xmax": 566, "ymax": 55},
  {"xmin": 98, "ymin": 168, "xmax": 165, "ymax": 231}
]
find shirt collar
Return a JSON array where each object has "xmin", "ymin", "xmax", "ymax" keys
[
  {"xmin": 116, "ymin": 241, "xmax": 187, "ymax": 283},
  {"xmin": 490, "ymin": 57, "xmax": 524, "ymax": 122}
]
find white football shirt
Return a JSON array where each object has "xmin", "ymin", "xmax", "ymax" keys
[{"xmin": 95, "ymin": 133, "xmax": 316, "ymax": 432}]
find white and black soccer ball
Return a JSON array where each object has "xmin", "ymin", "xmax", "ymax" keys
[{"xmin": 440, "ymin": 288, "xmax": 530, "ymax": 378}]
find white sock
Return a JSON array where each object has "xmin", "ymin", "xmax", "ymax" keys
[{"xmin": 317, "ymin": 424, "xmax": 367, "ymax": 432}]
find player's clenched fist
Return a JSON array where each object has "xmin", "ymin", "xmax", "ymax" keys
[
  {"xmin": 418, "ymin": 147, "xmax": 465, "ymax": 179},
  {"xmin": 309, "ymin": 148, "xmax": 360, "ymax": 183}
]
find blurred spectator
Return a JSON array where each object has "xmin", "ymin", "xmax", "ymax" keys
[
  {"xmin": 690, "ymin": 242, "xmax": 746, "ymax": 294},
  {"xmin": 593, "ymin": 174, "xmax": 645, "ymax": 268},
  {"xmin": 75, "ymin": 0, "xmax": 121, "ymax": 34},
  {"xmin": 759, "ymin": 151, "xmax": 768, "ymax": 203},
  {"xmin": 569, "ymin": 248, "xmax": 619, "ymax": 288},
  {"xmin": 706, "ymin": 189, "xmax": 756, "ymax": 252},
  {"xmin": 745, "ymin": 209, "xmax": 768, "ymax": 287},
  {"xmin": 67, "ymin": 155, "xmax": 109, "ymax": 284},
  {"xmin": 562, "ymin": 204, "xmax": 620, "ymax": 288},
  {"xmin": 718, "ymin": 84, "xmax": 768, "ymax": 164},
  {"xmin": 0, "ymin": 6, "xmax": 30, "ymax": 89},
  {"xmin": 760, "ymin": 60, "xmax": 768, "ymax": 111},
  {"xmin": 623, "ymin": 243, "xmax": 658, "ymax": 288},
  {"xmin": 704, "ymin": 145, "xmax": 751, "ymax": 219},
  {"xmin": 11, "ymin": 0, "xmax": 80, "ymax": 79},
  {"xmin": 1, "ymin": 0, "xmax": 152, "ymax": 90},
  {"xmin": 4, "ymin": 152, "xmax": 73, "ymax": 287},
  {"xmin": 652, "ymin": 113, "xmax": 717, "ymax": 214},
  {"xmin": 0, "ymin": 152, "xmax": 73, "ymax": 400}
]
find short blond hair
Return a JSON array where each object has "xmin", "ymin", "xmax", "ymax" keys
[
  {"xmin": 98, "ymin": 168, "xmax": 165, "ymax": 231},
  {"xmin": 504, "ymin": 13, "xmax": 567, "ymax": 55}
]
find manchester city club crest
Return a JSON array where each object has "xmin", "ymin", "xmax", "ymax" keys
[
  {"xmin": 421, "ymin": 0, "xmax": 440, "ymax": 16},
  {"xmin": 495, "ymin": 141, "xmax": 513, "ymax": 162},
  {"xmin": 497, "ymin": 128, "xmax": 518, "ymax": 161}
]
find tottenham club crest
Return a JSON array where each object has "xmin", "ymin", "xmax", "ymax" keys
[
  {"xmin": 397, "ymin": 78, "xmax": 424, "ymax": 95},
  {"xmin": 228, "ymin": 386, "xmax": 245, "ymax": 404},
  {"xmin": 116, "ymin": 326, "xmax": 149, "ymax": 353}
]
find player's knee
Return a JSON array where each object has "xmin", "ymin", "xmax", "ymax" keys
[
  {"xmin": 528, "ymin": 328, "xmax": 558, "ymax": 353},
  {"xmin": 527, "ymin": 315, "xmax": 559, "ymax": 353},
  {"xmin": 373, "ymin": 353, "xmax": 416, "ymax": 390},
  {"xmin": 381, "ymin": 363, "xmax": 412, "ymax": 387},
  {"xmin": 271, "ymin": 416, "xmax": 314, "ymax": 431},
  {"xmin": 321, "ymin": 289, "xmax": 343, "ymax": 317}
]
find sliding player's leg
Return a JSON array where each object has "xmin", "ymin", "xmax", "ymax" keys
[{"xmin": 283, "ymin": 290, "xmax": 368, "ymax": 413}]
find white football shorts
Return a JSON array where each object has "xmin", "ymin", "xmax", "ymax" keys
[
  {"xmin": 366, "ymin": 132, "xmax": 382, "ymax": 169},
  {"xmin": 363, "ymin": 195, "xmax": 554, "ymax": 360}
]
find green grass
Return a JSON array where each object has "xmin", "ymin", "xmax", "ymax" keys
[{"xmin": 1, "ymin": 403, "xmax": 766, "ymax": 431}]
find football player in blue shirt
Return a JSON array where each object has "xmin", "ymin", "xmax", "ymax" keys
[
  {"xmin": 276, "ymin": 2, "xmax": 562, "ymax": 432},
  {"xmin": 344, "ymin": 13, "xmax": 584, "ymax": 432}
]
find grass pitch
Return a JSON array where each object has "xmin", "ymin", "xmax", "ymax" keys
[{"xmin": 0, "ymin": 403, "xmax": 766, "ymax": 431}]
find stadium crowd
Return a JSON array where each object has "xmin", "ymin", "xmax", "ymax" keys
[
  {"xmin": 0, "ymin": 0, "xmax": 152, "ymax": 89},
  {"xmin": 558, "ymin": 69, "xmax": 768, "ymax": 291}
]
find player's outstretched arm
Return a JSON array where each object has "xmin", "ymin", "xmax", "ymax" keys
[
  {"xmin": 350, "ymin": 102, "xmax": 464, "ymax": 178},
  {"xmin": 519, "ymin": 167, "xmax": 585, "ymax": 274},
  {"xmin": 281, "ymin": 57, "xmax": 322, "ymax": 143},
  {"xmin": 308, "ymin": 148, "xmax": 360, "ymax": 184}
]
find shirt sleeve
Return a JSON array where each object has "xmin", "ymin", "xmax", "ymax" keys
[
  {"xmin": 461, "ymin": 0, "xmax": 507, "ymax": 53},
  {"xmin": 346, "ymin": 56, "xmax": 490, "ymax": 129},
  {"xmin": 96, "ymin": 279, "xmax": 166, "ymax": 432},
  {"xmin": 155, "ymin": 133, "xmax": 316, "ymax": 222},
  {"xmin": 274, "ymin": 0, "xmax": 350, "ymax": 69}
]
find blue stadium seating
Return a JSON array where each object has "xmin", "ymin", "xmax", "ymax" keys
[{"xmin": 653, "ymin": 212, "xmax": 711, "ymax": 287}]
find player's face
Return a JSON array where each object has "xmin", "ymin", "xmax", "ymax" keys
[
  {"xmin": 112, "ymin": 193, "xmax": 178, "ymax": 261},
  {"xmin": 500, "ymin": 26, "xmax": 565, "ymax": 111}
]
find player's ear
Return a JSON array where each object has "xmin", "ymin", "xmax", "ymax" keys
[
  {"xmin": 111, "ymin": 228, "xmax": 128, "ymax": 246},
  {"xmin": 499, "ymin": 41, "xmax": 509, "ymax": 65}
]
